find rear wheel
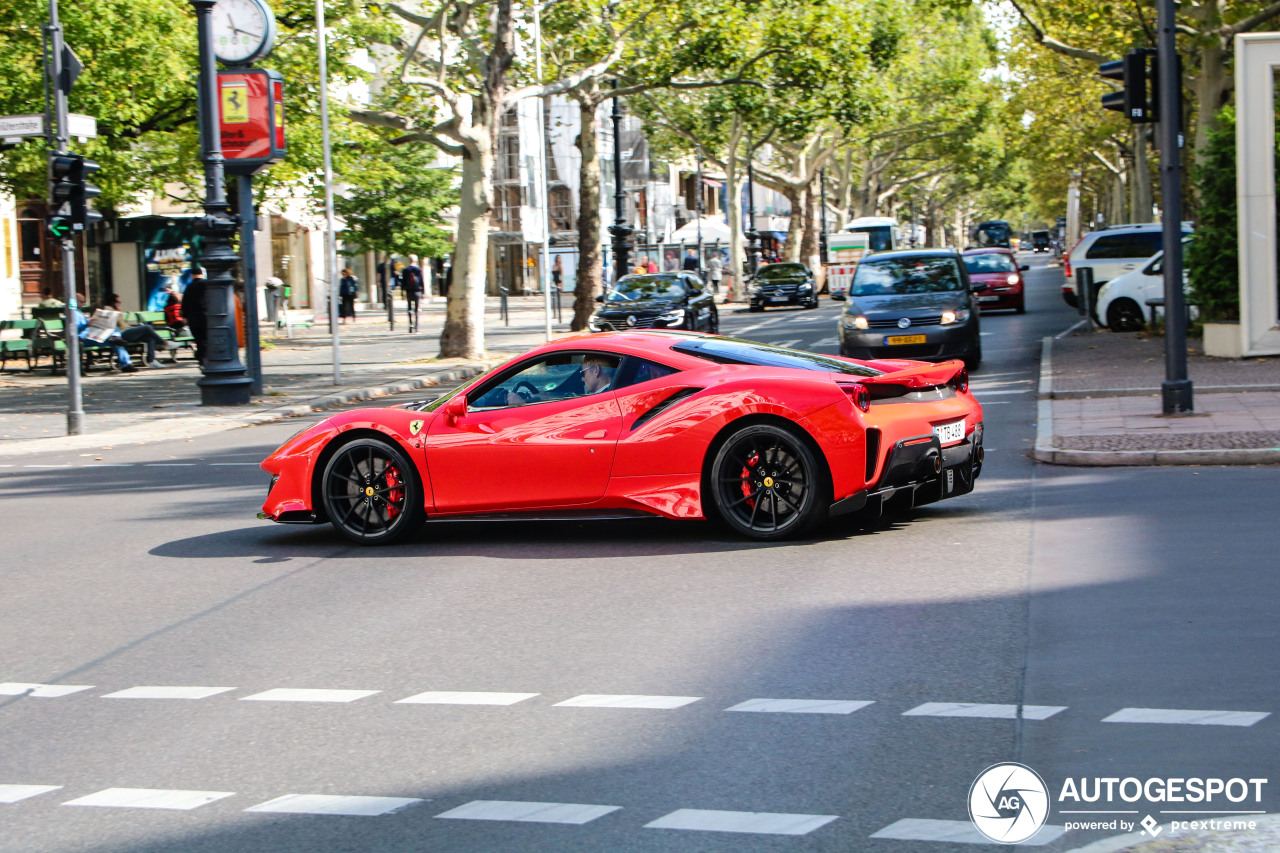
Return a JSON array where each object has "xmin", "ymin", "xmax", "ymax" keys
[
  {"xmin": 1106, "ymin": 298, "xmax": 1145, "ymax": 332},
  {"xmin": 321, "ymin": 438, "xmax": 424, "ymax": 545},
  {"xmin": 709, "ymin": 424, "xmax": 829, "ymax": 540}
]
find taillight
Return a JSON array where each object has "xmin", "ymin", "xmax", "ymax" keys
[
  {"xmin": 952, "ymin": 368, "xmax": 969, "ymax": 394},
  {"xmin": 839, "ymin": 383, "xmax": 870, "ymax": 412}
]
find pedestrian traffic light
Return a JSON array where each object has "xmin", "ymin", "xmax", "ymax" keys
[{"xmin": 1100, "ymin": 49, "xmax": 1156, "ymax": 123}]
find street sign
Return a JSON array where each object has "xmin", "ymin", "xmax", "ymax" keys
[
  {"xmin": 47, "ymin": 217, "xmax": 72, "ymax": 239},
  {"xmin": 0, "ymin": 113, "xmax": 97, "ymax": 139}
]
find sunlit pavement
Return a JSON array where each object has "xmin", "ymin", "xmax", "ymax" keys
[{"xmin": 2, "ymin": 256, "xmax": 1276, "ymax": 852}]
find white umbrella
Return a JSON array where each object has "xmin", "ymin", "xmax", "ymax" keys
[{"xmin": 671, "ymin": 217, "xmax": 732, "ymax": 244}]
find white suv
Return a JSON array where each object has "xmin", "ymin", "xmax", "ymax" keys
[{"xmin": 1064, "ymin": 223, "xmax": 1192, "ymax": 311}]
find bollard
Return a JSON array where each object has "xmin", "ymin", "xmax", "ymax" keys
[{"xmin": 1076, "ymin": 266, "xmax": 1095, "ymax": 333}]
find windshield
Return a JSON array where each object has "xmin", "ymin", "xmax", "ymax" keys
[
  {"xmin": 851, "ymin": 225, "xmax": 894, "ymax": 251},
  {"xmin": 973, "ymin": 222, "xmax": 1012, "ymax": 248},
  {"xmin": 851, "ymin": 257, "xmax": 964, "ymax": 296},
  {"xmin": 757, "ymin": 263, "xmax": 807, "ymax": 280},
  {"xmin": 963, "ymin": 253, "xmax": 1017, "ymax": 274},
  {"xmin": 672, "ymin": 337, "xmax": 883, "ymax": 377},
  {"xmin": 607, "ymin": 274, "xmax": 686, "ymax": 302}
]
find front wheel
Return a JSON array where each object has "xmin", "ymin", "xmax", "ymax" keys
[
  {"xmin": 1106, "ymin": 298, "xmax": 1145, "ymax": 332},
  {"xmin": 708, "ymin": 423, "xmax": 830, "ymax": 540},
  {"xmin": 321, "ymin": 438, "xmax": 424, "ymax": 545}
]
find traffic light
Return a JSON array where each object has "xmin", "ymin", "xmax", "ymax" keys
[
  {"xmin": 1100, "ymin": 49, "xmax": 1155, "ymax": 123},
  {"xmin": 49, "ymin": 154, "xmax": 79, "ymax": 215},
  {"xmin": 69, "ymin": 156, "xmax": 101, "ymax": 226}
]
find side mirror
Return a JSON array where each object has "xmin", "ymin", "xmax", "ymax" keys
[
  {"xmin": 443, "ymin": 395, "xmax": 468, "ymax": 424},
  {"xmin": 1019, "ymin": 264, "xmax": 1030, "ymax": 271},
  {"xmin": 595, "ymin": 294, "xmax": 604, "ymax": 303}
]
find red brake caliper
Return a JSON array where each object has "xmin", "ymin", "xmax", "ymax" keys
[
  {"xmin": 740, "ymin": 450, "xmax": 760, "ymax": 508},
  {"xmin": 384, "ymin": 466, "xmax": 402, "ymax": 517}
]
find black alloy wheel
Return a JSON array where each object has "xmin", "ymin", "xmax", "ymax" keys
[
  {"xmin": 709, "ymin": 423, "xmax": 829, "ymax": 540},
  {"xmin": 321, "ymin": 438, "xmax": 424, "ymax": 545},
  {"xmin": 1106, "ymin": 298, "xmax": 1145, "ymax": 332}
]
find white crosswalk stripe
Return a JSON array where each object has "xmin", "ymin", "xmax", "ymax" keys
[
  {"xmin": 103, "ymin": 686, "xmax": 234, "ymax": 700},
  {"xmin": 0, "ymin": 785, "xmax": 61, "ymax": 803},
  {"xmin": 62, "ymin": 788, "xmax": 235, "ymax": 810},
  {"xmin": 725, "ymin": 698, "xmax": 873, "ymax": 715},
  {"xmin": 554, "ymin": 694, "xmax": 701, "ymax": 709},
  {"xmin": 0, "ymin": 683, "xmax": 93, "ymax": 698},
  {"xmin": 1102, "ymin": 707, "xmax": 1270, "ymax": 727},
  {"xmin": 645, "ymin": 809, "xmax": 838, "ymax": 836},
  {"xmin": 246, "ymin": 794, "xmax": 423, "ymax": 816},
  {"xmin": 240, "ymin": 688, "xmax": 380, "ymax": 703},
  {"xmin": 903, "ymin": 702, "xmax": 1066, "ymax": 720},
  {"xmin": 871, "ymin": 818, "xmax": 1065, "ymax": 845},
  {"xmin": 396, "ymin": 691, "xmax": 539, "ymax": 705},
  {"xmin": 435, "ymin": 800, "xmax": 621, "ymax": 824}
]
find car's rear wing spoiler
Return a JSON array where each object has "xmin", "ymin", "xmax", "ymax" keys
[{"xmin": 857, "ymin": 360, "xmax": 966, "ymax": 390}]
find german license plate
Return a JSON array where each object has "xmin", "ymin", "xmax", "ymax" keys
[
  {"xmin": 979, "ymin": 295, "xmax": 1000, "ymax": 302},
  {"xmin": 769, "ymin": 295, "xmax": 788, "ymax": 303},
  {"xmin": 885, "ymin": 334, "xmax": 927, "ymax": 345},
  {"xmin": 933, "ymin": 419, "xmax": 965, "ymax": 445}
]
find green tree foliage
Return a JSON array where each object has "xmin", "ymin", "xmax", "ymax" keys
[
  {"xmin": 333, "ymin": 145, "xmax": 456, "ymax": 258},
  {"xmin": 1186, "ymin": 107, "xmax": 1238, "ymax": 322}
]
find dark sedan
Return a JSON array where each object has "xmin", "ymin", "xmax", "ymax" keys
[
  {"xmin": 837, "ymin": 249, "xmax": 984, "ymax": 369},
  {"xmin": 589, "ymin": 272, "xmax": 719, "ymax": 333},
  {"xmin": 747, "ymin": 262, "xmax": 819, "ymax": 311}
]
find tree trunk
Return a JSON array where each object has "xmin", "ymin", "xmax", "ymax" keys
[
  {"xmin": 1193, "ymin": 38, "xmax": 1230, "ymax": 164},
  {"xmin": 783, "ymin": 185, "xmax": 805, "ymax": 261},
  {"xmin": 572, "ymin": 96, "xmax": 603, "ymax": 331},
  {"xmin": 1132, "ymin": 125, "xmax": 1153, "ymax": 223},
  {"xmin": 834, "ymin": 147, "xmax": 854, "ymax": 230},
  {"xmin": 725, "ymin": 117, "xmax": 745, "ymax": 301},
  {"xmin": 801, "ymin": 185, "xmax": 822, "ymax": 284},
  {"xmin": 440, "ymin": 142, "xmax": 493, "ymax": 358}
]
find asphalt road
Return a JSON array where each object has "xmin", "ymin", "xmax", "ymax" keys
[{"xmin": 2, "ymin": 255, "xmax": 1276, "ymax": 852}]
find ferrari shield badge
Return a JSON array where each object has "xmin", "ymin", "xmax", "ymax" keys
[{"xmin": 409, "ymin": 420, "xmax": 424, "ymax": 436}]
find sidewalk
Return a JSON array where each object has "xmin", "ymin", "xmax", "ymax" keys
[
  {"xmin": 1034, "ymin": 323, "xmax": 1280, "ymax": 466},
  {"xmin": 0, "ymin": 296, "xmax": 570, "ymax": 456}
]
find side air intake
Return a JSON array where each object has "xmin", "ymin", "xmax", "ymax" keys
[{"xmin": 631, "ymin": 387, "xmax": 702, "ymax": 431}]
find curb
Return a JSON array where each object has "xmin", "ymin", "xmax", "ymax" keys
[
  {"xmin": 1032, "ymin": 336, "xmax": 1280, "ymax": 467},
  {"xmin": 0, "ymin": 361, "xmax": 498, "ymax": 457}
]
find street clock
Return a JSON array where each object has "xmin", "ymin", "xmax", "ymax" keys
[{"xmin": 211, "ymin": 0, "xmax": 276, "ymax": 65}]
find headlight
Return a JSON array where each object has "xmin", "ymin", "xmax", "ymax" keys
[
  {"xmin": 588, "ymin": 315, "xmax": 602, "ymax": 331},
  {"xmin": 798, "ymin": 282, "xmax": 812, "ymax": 291},
  {"xmin": 940, "ymin": 309, "xmax": 971, "ymax": 325},
  {"xmin": 749, "ymin": 285, "xmax": 762, "ymax": 294},
  {"xmin": 1006, "ymin": 274, "xmax": 1020, "ymax": 285},
  {"xmin": 658, "ymin": 308, "xmax": 685, "ymax": 324},
  {"xmin": 843, "ymin": 315, "xmax": 869, "ymax": 330}
]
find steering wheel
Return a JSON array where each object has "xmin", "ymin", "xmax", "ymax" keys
[{"xmin": 513, "ymin": 380, "xmax": 539, "ymax": 401}]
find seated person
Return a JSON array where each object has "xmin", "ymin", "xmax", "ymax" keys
[
  {"xmin": 476, "ymin": 355, "xmax": 618, "ymax": 408},
  {"xmin": 102, "ymin": 293, "xmax": 175, "ymax": 367},
  {"xmin": 74, "ymin": 307, "xmax": 136, "ymax": 373}
]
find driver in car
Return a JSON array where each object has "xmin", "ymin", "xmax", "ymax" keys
[{"xmin": 506, "ymin": 355, "xmax": 616, "ymax": 406}]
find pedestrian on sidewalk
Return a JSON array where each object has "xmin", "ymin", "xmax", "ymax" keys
[
  {"xmin": 707, "ymin": 252, "xmax": 723, "ymax": 298},
  {"xmin": 682, "ymin": 249, "xmax": 699, "ymax": 272},
  {"xmin": 338, "ymin": 268, "xmax": 358, "ymax": 324},
  {"xmin": 552, "ymin": 256, "xmax": 563, "ymax": 292},
  {"xmin": 402, "ymin": 255, "xmax": 425, "ymax": 333},
  {"xmin": 181, "ymin": 267, "xmax": 208, "ymax": 363}
]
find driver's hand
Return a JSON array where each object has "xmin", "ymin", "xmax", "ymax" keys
[{"xmin": 506, "ymin": 391, "xmax": 525, "ymax": 406}]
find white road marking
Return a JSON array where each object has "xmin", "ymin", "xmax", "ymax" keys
[
  {"xmin": 645, "ymin": 809, "xmax": 838, "ymax": 836},
  {"xmin": 144, "ymin": 463, "xmax": 196, "ymax": 467},
  {"xmin": 246, "ymin": 794, "xmax": 423, "ymax": 816},
  {"xmin": 435, "ymin": 800, "xmax": 620, "ymax": 824},
  {"xmin": 967, "ymin": 389, "xmax": 1031, "ymax": 395},
  {"xmin": 0, "ymin": 683, "xmax": 93, "ymax": 698},
  {"xmin": 239, "ymin": 688, "xmax": 380, "ymax": 703},
  {"xmin": 1102, "ymin": 708, "xmax": 1270, "ymax": 727},
  {"xmin": 811, "ymin": 337, "xmax": 838, "ymax": 347},
  {"xmin": 23, "ymin": 464, "xmax": 71, "ymax": 468},
  {"xmin": 103, "ymin": 686, "xmax": 234, "ymax": 700},
  {"xmin": 903, "ymin": 703, "xmax": 1066, "ymax": 720},
  {"xmin": 774, "ymin": 339, "xmax": 801, "ymax": 348},
  {"xmin": 735, "ymin": 316, "xmax": 794, "ymax": 335},
  {"xmin": 0, "ymin": 785, "xmax": 62, "ymax": 803},
  {"xmin": 871, "ymin": 818, "xmax": 1064, "ymax": 845},
  {"xmin": 210, "ymin": 462, "xmax": 262, "ymax": 466},
  {"xmin": 63, "ymin": 788, "xmax": 235, "ymax": 810},
  {"xmin": 725, "ymin": 698, "xmax": 873, "ymax": 715},
  {"xmin": 554, "ymin": 694, "xmax": 701, "ymax": 709},
  {"xmin": 396, "ymin": 691, "xmax": 539, "ymax": 706}
]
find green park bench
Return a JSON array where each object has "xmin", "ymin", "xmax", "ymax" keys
[{"xmin": 1, "ymin": 319, "xmax": 39, "ymax": 370}]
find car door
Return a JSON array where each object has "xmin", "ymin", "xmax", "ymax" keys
[{"xmin": 424, "ymin": 352, "xmax": 625, "ymax": 512}]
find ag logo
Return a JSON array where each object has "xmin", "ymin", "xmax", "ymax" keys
[
  {"xmin": 408, "ymin": 420, "xmax": 424, "ymax": 436},
  {"xmin": 968, "ymin": 762, "xmax": 1050, "ymax": 844}
]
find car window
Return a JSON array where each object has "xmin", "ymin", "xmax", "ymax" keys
[
  {"xmin": 963, "ymin": 253, "xmax": 1017, "ymax": 274},
  {"xmin": 850, "ymin": 257, "xmax": 964, "ymax": 295},
  {"xmin": 469, "ymin": 352, "xmax": 622, "ymax": 409},
  {"xmin": 1085, "ymin": 232, "xmax": 1163, "ymax": 260},
  {"xmin": 757, "ymin": 264, "xmax": 808, "ymax": 279},
  {"xmin": 608, "ymin": 274, "xmax": 686, "ymax": 302},
  {"xmin": 615, "ymin": 357, "xmax": 680, "ymax": 390}
]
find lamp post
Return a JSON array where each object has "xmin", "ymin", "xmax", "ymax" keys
[
  {"xmin": 745, "ymin": 153, "xmax": 761, "ymax": 275},
  {"xmin": 606, "ymin": 82, "xmax": 631, "ymax": 283},
  {"xmin": 695, "ymin": 146, "xmax": 704, "ymax": 278},
  {"xmin": 191, "ymin": 0, "xmax": 251, "ymax": 406},
  {"xmin": 1156, "ymin": 0, "xmax": 1192, "ymax": 414}
]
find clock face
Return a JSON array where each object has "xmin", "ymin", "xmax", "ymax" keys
[{"xmin": 212, "ymin": 0, "xmax": 275, "ymax": 64}]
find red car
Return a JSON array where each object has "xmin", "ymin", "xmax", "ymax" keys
[
  {"xmin": 962, "ymin": 248, "xmax": 1029, "ymax": 313},
  {"xmin": 260, "ymin": 332, "xmax": 984, "ymax": 544}
]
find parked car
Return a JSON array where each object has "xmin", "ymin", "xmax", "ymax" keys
[
  {"xmin": 1095, "ymin": 238, "xmax": 1195, "ymax": 331},
  {"xmin": 747, "ymin": 262, "xmax": 819, "ymax": 310},
  {"xmin": 1063, "ymin": 223, "xmax": 1193, "ymax": 311},
  {"xmin": 962, "ymin": 248, "xmax": 1029, "ymax": 313},
  {"xmin": 838, "ymin": 249, "xmax": 983, "ymax": 369},
  {"xmin": 260, "ymin": 332, "xmax": 984, "ymax": 544},
  {"xmin": 588, "ymin": 272, "xmax": 718, "ymax": 333}
]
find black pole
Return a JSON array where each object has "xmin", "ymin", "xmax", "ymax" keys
[
  {"xmin": 608, "ymin": 82, "xmax": 630, "ymax": 283},
  {"xmin": 745, "ymin": 154, "xmax": 760, "ymax": 275},
  {"xmin": 191, "ymin": 0, "xmax": 251, "ymax": 405},
  {"xmin": 1157, "ymin": 0, "xmax": 1192, "ymax": 413},
  {"xmin": 237, "ymin": 175, "xmax": 262, "ymax": 395},
  {"xmin": 820, "ymin": 167, "xmax": 828, "ymax": 257}
]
